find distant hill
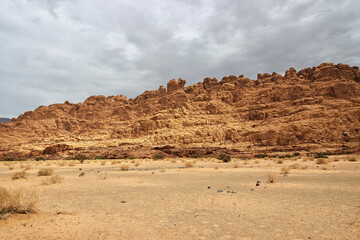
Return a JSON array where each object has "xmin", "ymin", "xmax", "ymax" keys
[
  {"xmin": 0, "ymin": 118, "xmax": 11, "ymax": 123},
  {"xmin": 0, "ymin": 62, "xmax": 359, "ymax": 160}
]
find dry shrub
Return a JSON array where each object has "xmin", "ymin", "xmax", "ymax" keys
[
  {"xmin": 45, "ymin": 162, "xmax": 52, "ymax": 166},
  {"xmin": 347, "ymin": 156, "xmax": 358, "ymax": 162},
  {"xmin": 37, "ymin": 168, "xmax": 54, "ymax": 176},
  {"xmin": 170, "ymin": 159, "xmax": 177, "ymax": 163},
  {"xmin": 277, "ymin": 159, "xmax": 284, "ymax": 164},
  {"xmin": 233, "ymin": 163, "xmax": 239, "ymax": 168},
  {"xmin": 134, "ymin": 161, "xmax": 141, "ymax": 167},
  {"xmin": 281, "ymin": 167, "xmax": 291, "ymax": 174},
  {"xmin": 42, "ymin": 175, "xmax": 63, "ymax": 185},
  {"xmin": 57, "ymin": 161, "xmax": 66, "ymax": 167},
  {"xmin": 267, "ymin": 172, "xmax": 277, "ymax": 183},
  {"xmin": 254, "ymin": 159, "xmax": 260, "ymax": 164},
  {"xmin": 12, "ymin": 171, "xmax": 27, "ymax": 180},
  {"xmin": 8, "ymin": 165, "xmax": 15, "ymax": 170},
  {"xmin": 316, "ymin": 158, "xmax": 328, "ymax": 164},
  {"xmin": 68, "ymin": 161, "xmax": 76, "ymax": 166},
  {"xmin": 0, "ymin": 187, "xmax": 39, "ymax": 218},
  {"xmin": 290, "ymin": 163, "xmax": 300, "ymax": 169},
  {"xmin": 184, "ymin": 161, "xmax": 194, "ymax": 168},
  {"xmin": 159, "ymin": 168, "xmax": 166, "ymax": 173},
  {"xmin": 111, "ymin": 160, "xmax": 117, "ymax": 165},
  {"xmin": 243, "ymin": 160, "xmax": 249, "ymax": 165},
  {"xmin": 100, "ymin": 161, "xmax": 106, "ymax": 166},
  {"xmin": 120, "ymin": 164, "xmax": 129, "ymax": 171},
  {"xmin": 214, "ymin": 165, "xmax": 219, "ymax": 170},
  {"xmin": 322, "ymin": 167, "xmax": 328, "ymax": 170}
]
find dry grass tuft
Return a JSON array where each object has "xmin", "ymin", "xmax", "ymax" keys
[
  {"xmin": 277, "ymin": 159, "xmax": 284, "ymax": 164},
  {"xmin": 267, "ymin": 172, "xmax": 277, "ymax": 183},
  {"xmin": 120, "ymin": 164, "xmax": 129, "ymax": 171},
  {"xmin": 347, "ymin": 156, "xmax": 358, "ymax": 162},
  {"xmin": 233, "ymin": 163, "xmax": 239, "ymax": 168},
  {"xmin": 100, "ymin": 161, "xmax": 106, "ymax": 166},
  {"xmin": 0, "ymin": 187, "xmax": 39, "ymax": 219},
  {"xmin": 37, "ymin": 168, "xmax": 54, "ymax": 176},
  {"xmin": 68, "ymin": 161, "xmax": 76, "ymax": 166},
  {"xmin": 184, "ymin": 161, "xmax": 194, "ymax": 168},
  {"xmin": 316, "ymin": 158, "xmax": 329, "ymax": 164},
  {"xmin": 134, "ymin": 161, "xmax": 141, "ymax": 167},
  {"xmin": 159, "ymin": 168, "xmax": 166, "ymax": 173},
  {"xmin": 12, "ymin": 171, "xmax": 27, "ymax": 180},
  {"xmin": 170, "ymin": 159, "xmax": 177, "ymax": 163},
  {"xmin": 214, "ymin": 165, "xmax": 219, "ymax": 170},
  {"xmin": 290, "ymin": 163, "xmax": 300, "ymax": 169},
  {"xmin": 281, "ymin": 167, "xmax": 291, "ymax": 174},
  {"xmin": 42, "ymin": 175, "xmax": 63, "ymax": 185}
]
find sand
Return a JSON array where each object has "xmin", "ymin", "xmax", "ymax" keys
[{"xmin": 0, "ymin": 157, "xmax": 359, "ymax": 239}]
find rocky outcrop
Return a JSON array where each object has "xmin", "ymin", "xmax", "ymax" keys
[{"xmin": 0, "ymin": 63, "xmax": 359, "ymax": 159}]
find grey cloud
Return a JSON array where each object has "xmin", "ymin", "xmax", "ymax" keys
[{"xmin": 0, "ymin": 0, "xmax": 359, "ymax": 118}]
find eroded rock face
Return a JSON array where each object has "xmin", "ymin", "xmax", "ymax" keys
[{"xmin": 1, "ymin": 63, "xmax": 359, "ymax": 159}]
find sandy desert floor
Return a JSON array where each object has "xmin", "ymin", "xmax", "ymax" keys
[{"xmin": 0, "ymin": 156, "xmax": 359, "ymax": 240}]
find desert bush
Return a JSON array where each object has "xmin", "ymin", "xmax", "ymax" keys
[
  {"xmin": 191, "ymin": 150, "xmax": 205, "ymax": 158},
  {"xmin": 314, "ymin": 153, "xmax": 328, "ymax": 159},
  {"xmin": 290, "ymin": 163, "xmax": 300, "ymax": 169},
  {"xmin": 37, "ymin": 168, "xmax": 54, "ymax": 176},
  {"xmin": 95, "ymin": 156, "xmax": 107, "ymax": 160},
  {"xmin": 134, "ymin": 161, "xmax": 141, "ymax": 167},
  {"xmin": 74, "ymin": 154, "xmax": 87, "ymax": 163},
  {"xmin": 218, "ymin": 153, "xmax": 231, "ymax": 162},
  {"xmin": 120, "ymin": 164, "xmax": 129, "ymax": 171},
  {"xmin": 125, "ymin": 155, "xmax": 136, "ymax": 160},
  {"xmin": 267, "ymin": 172, "xmax": 277, "ymax": 183},
  {"xmin": 0, "ymin": 187, "xmax": 39, "ymax": 218},
  {"xmin": 42, "ymin": 175, "xmax": 63, "ymax": 185},
  {"xmin": 277, "ymin": 159, "xmax": 284, "ymax": 164},
  {"xmin": 3, "ymin": 157, "xmax": 16, "ymax": 161},
  {"xmin": 233, "ymin": 163, "xmax": 239, "ymax": 168},
  {"xmin": 153, "ymin": 153, "xmax": 165, "ymax": 160},
  {"xmin": 279, "ymin": 154, "xmax": 293, "ymax": 159},
  {"xmin": 347, "ymin": 156, "xmax": 358, "ymax": 162},
  {"xmin": 8, "ymin": 165, "xmax": 15, "ymax": 170},
  {"xmin": 281, "ymin": 167, "xmax": 291, "ymax": 174},
  {"xmin": 68, "ymin": 161, "xmax": 76, "ymax": 166},
  {"xmin": 184, "ymin": 161, "xmax": 194, "ymax": 168},
  {"xmin": 170, "ymin": 159, "xmax": 177, "ymax": 163},
  {"xmin": 100, "ymin": 161, "xmax": 106, "ymax": 166},
  {"xmin": 159, "ymin": 168, "xmax": 166, "ymax": 173},
  {"xmin": 316, "ymin": 158, "xmax": 329, "ymax": 164},
  {"xmin": 35, "ymin": 157, "xmax": 45, "ymax": 161},
  {"xmin": 254, "ymin": 154, "xmax": 268, "ymax": 158},
  {"xmin": 12, "ymin": 171, "xmax": 27, "ymax": 180}
]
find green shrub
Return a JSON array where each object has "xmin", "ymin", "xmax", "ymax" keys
[
  {"xmin": 3, "ymin": 157, "xmax": 16, "ymax": 161},
  {"xmin": 293, "ymin": 152, "xmax": 301, "ymax": 157},
  {"xmin": 314, "ymin": 153, "xmax": 328, "ymax": 159},
  {"xmin": 191, "ymin": 150, "xmax": 205, "ymax": 158},
  {"xmin": 218, "ymin": 153, "xmax": 231, "ymax": 162},
  {"xmin": 35, "ymin": 157, "xmax": 45, "ymax": 161},
  {"xmin": 125, "ymin": 155, "xmax": 136, "ymax": 160},
  {"xmin": 153, "ymin": 153, "xmax": 165, "ymax": 160}
]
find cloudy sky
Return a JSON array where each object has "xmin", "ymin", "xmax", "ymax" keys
[{"xmin": 1, "ymin": 0, "xmax": 359, "ymax": 118}]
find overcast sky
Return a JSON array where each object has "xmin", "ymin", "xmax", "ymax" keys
[{"xmin": 1, "ymin": 0, "xmax": 359, "ymax": 118}]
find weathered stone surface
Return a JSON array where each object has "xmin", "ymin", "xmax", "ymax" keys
[{"xmin": 0, "ymin": 63, "xmax": 359, "ymax": 159}]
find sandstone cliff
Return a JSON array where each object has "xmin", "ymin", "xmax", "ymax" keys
[{"xmin": 1, "ymin": 63, "xmax": 359, "ymax": 159}]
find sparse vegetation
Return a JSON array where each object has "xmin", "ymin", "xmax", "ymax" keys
[
  {"xmin": 314, "ymin": 153, "xmax": 328, "ymax": 159},
  {"xmin": 74, "ymin": 154, "xmax": 87, "ymax": 163},
  {"xmin": 218, "ymin": 153, "xmax": 231, "ymax": 162},
  {"xmin": 120, "ymin": 164, "xmax": 129, "ymax": 171},
  {"xmin": 0, "ymin": 187, "xmax": 39, "ymax": 218},
  {"xmin": 316, "ymin": 158, "xmax": 329, "ymax": 164},
  {"xmin": 37, "ymin": 168, "xmax": 54, "ymax": 176},
  {"xmin": 233, "ymin": 163, "xmax": 239, "ymax": 168},
  {"xmin": 281, "ymin": 167, "xmax": 291, "ymax": 174},
  {"xmin": 100, "ymin": 161, "xmax": 106, "ymax": 166},
  {"xmin": 267, "ymin": 172, "xmax": 277, "ymax": 183},
  {"xmin": 153, "ymin": 153, "xmax": 165, "ymax": 160},
  {"xmin": 294, "ymin": 152, "xmax": 301, "ymax": 157},
  {"xmin": 42, "ymin": 175, "xmax": 63, "ymax": 185},
  {"xmin": 2, "ymin": 157, "xmax": 16, "ymax": 161},
  {"xmin": 254, "ymin": 154, "xmax": 268, "ymax": 158},
  {"xmin": 347, "ymin": 156, "xmax": 358, "ymax": 162},
  {"xmin": 159, "ymin": 168, "xmax": 166, "ymax": 173},
  {"xmin": 35, "ymin": 157, "xmax": 45, "ymax": 161},
  {"xmin": 277, "ymin": 159, "xmax": 284, "ymax": 164},
  {"xmin": 12, "ymin": 171, "xmax": 27, "ymax": 180},
  {"xmin": 184, "ymin": 161, "xmax": 194, "ymax": 168}
]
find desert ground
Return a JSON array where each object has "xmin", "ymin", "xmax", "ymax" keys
[{"xmin": 0, "ymin": 155, "xmax": 359, "ymax": 240}]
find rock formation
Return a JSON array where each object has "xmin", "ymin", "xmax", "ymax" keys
[{"xmin": 0, "ymin": 63, "xmax": 359, "ymax": 159}]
